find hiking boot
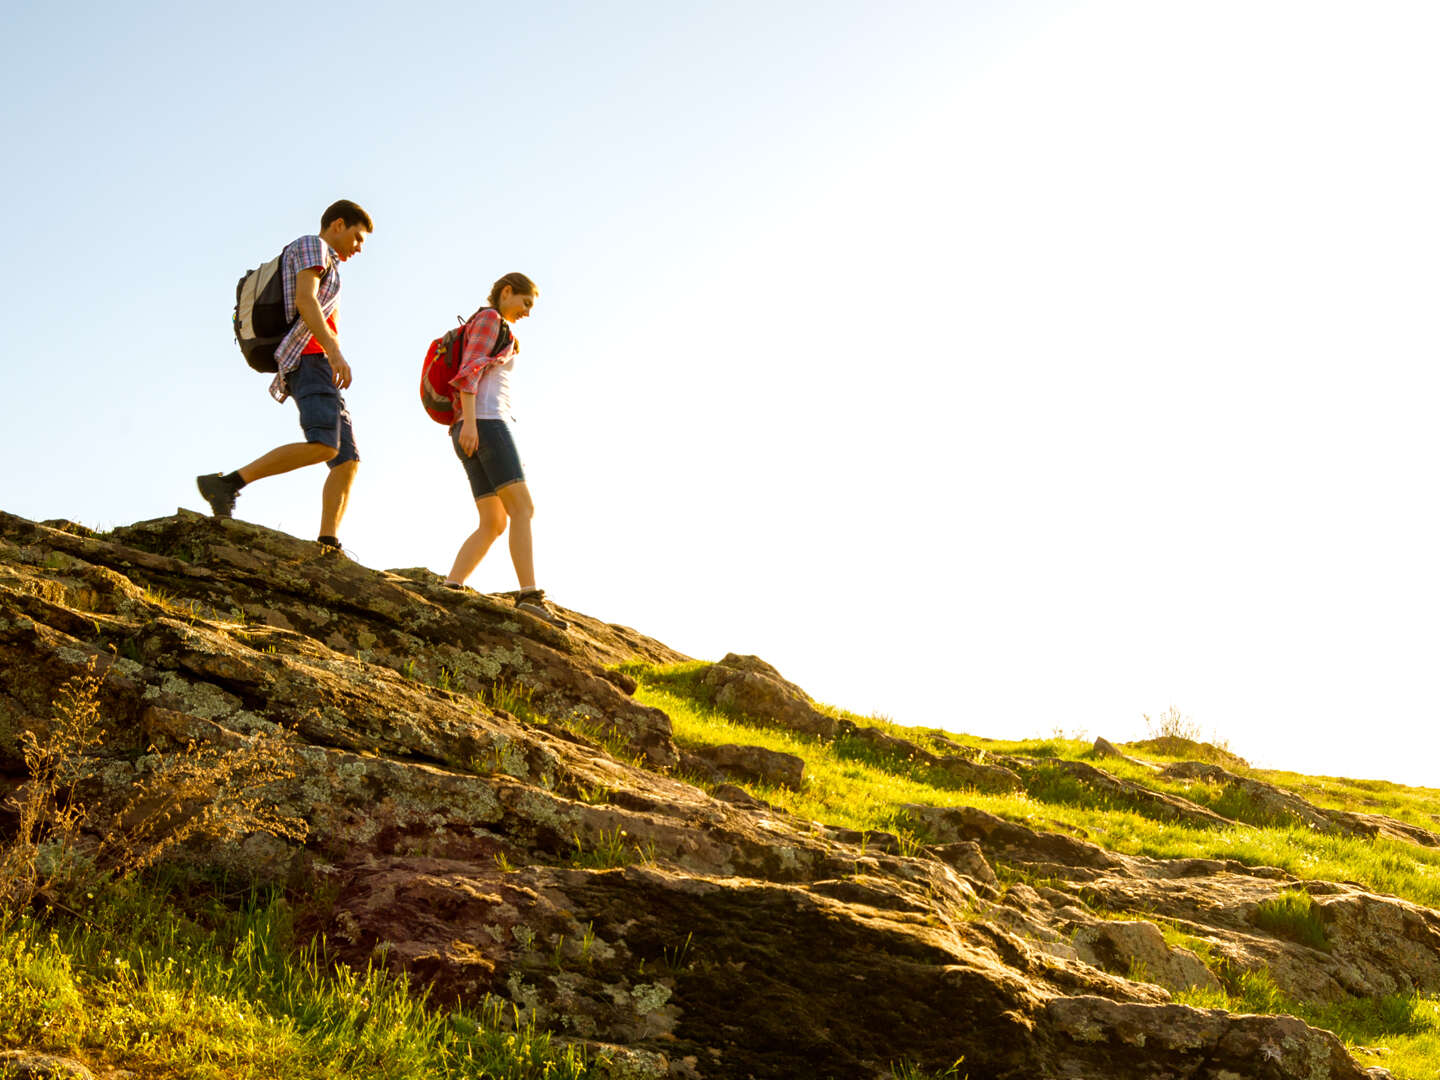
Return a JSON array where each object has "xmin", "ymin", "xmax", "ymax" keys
[
  {"xmin": 316, "ymin": 536, "xmax": 350, "ymax": 558},
  {"xmin": 196, "ymin": 473, "xmax": 241, "ymax": 518},
  {"xmin": 515, "ymin": 588, "xmax": 569, "ymax": 630}
]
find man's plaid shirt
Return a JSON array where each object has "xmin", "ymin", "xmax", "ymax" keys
[{"xmin": 268, "ymin": 235, "xmax": 340, "ymax": 403}]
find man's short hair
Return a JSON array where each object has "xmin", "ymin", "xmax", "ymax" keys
[{"xmin": 321, "ymin": 199, "xmax": 374, "ymax": 232}]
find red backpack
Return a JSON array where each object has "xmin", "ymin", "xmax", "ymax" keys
[{"xmin": 420, "ymin": 307, "xmax": 514, "ymax": 425}]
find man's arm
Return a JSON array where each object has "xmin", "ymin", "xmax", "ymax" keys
[{"xmin": 294, "ymin": 267, "xmax": 351, "ymax": 389}]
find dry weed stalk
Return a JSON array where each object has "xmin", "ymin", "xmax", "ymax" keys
[
  {"xmin": 0, "ymin": 659, "xmax": 106, "ymax": 906},
  {"xmin": 1144, "ymin": 705, "xmax": 1204, "ymax": 743},
  {"xmin": 1142, "ymin": 704, "xmax": 1233, "ymax": 755},
  {"xmin": 108, "ymin": 732, "xmax": 307, "ymax": 874},
  {"xmin": 1, "ymin": 655, "xmax": 308, "ymax": 907}
]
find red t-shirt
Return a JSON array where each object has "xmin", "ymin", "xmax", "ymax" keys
[{"xmin": 301, "ymin": 311, "xmax": 338, "ymax": 355}]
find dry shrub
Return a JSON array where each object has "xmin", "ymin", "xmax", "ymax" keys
[
  {"xmin": 0, "ymin": 656, "xmax": 307, "ymax": 907},
  {"xmin": 1139, "ymin": 705, "xmax": 1238, "ymax": 764},
  {"xmin": 108, "ymin": 732, "xmax": 308, "ymax": 876},
  {"xmin": 1144, "ymin": 705, "xmax": 1205, "ymax": 743}
]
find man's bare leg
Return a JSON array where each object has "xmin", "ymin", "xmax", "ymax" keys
[
  {"xmin": 199, "ymin": 442, "xmax": 338, "ymax": 519},
  {"xmin": 238, "ymin": 442, "xmax": 337, "ymax": 484},
  {"xmin": 320, "ymin": 460, "xmax": 359, "ymax": 539}
]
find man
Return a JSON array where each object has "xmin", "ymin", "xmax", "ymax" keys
[{"xmin": 196, "ymin": 199, "xmax": 373, "ymax": 553}]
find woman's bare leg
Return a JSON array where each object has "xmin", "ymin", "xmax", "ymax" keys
[
  {"xmin": 497, "ymin": 482, "xmax": 536, "ymax": 589},
  {"xmin": 446, "ymin": 496, "xmax": 508, "ymax": 585}
]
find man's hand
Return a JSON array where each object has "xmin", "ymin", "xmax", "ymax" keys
[
  {"xmin": 328, "ymin": 352, "xmax": 353, "ymax": 389},
  {"xmin": 459, "ymin": 418, "xmax": 479, "ymax": 456}
]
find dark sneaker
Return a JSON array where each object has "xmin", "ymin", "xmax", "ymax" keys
[
  {"xmin": 316, "ymin": 537, "xmax": 349, "ymax": 558},
  {"xmin": 515, "ymin": 588, "xmax": 569, "ymax": 630},
  {"xmin": 196, "ymin": 473, "xmax": 240, "ymax": 518}
]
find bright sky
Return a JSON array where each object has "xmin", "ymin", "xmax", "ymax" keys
[{"xmin": 4, "ymin": 1, "xmax": 1438, "ymax": 786}]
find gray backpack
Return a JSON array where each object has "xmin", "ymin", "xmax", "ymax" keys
[
  {"xmin": 232, "ymin": 253, "xmax": 289, "ymax": 373},
  {"xmin": 233, "ymin": 251, "xmax": 332, "ymax": 372}
]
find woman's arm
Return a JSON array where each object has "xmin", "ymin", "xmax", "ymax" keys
[
  {"xmin": 450, "ymin": 309, "xmax": 505, "ymax": 394},
  {"xmin": 458, "ymin": 391, "xmax": 479, "ymax": 455}
]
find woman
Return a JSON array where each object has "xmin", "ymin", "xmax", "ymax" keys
[{"xmin": 443, "ymin": 272, "xmax": 568, "ymax": 630}]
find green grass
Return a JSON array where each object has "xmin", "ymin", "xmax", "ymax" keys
[
  {"xmin": 929, "ymin": 732, "xmax": 1095, "ymax": 761},
  {"xmin": 1018, "ymin": 761, "xmax": 1191, "ymax": 820},
  {"xmin": 484, "ymin": 679, "xmax": 540, "ymax": 723},
  {"xmin": 568, "ymin": 828, "xmax": 655, "ymax": 870},
  {"xmin": 620, "ymin": 660, "xmax": 1440, "ymax": 1080},
  {"xmin": 889, "ymin": 1059, "xmax": 966, "ymax": 1080},
  {"xmin": 1253, "ymin": 889, "xmax": 1330, "ymax": 952},
  {"xmin": 0, "ymin": 886, "xmax": 597, "ymax": 1079}
]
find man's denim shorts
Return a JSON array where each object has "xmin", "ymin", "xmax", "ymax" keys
[
  {"xmin": 286, "ymin": 356, "xmax": 358, "ymax": 468},
  {"xmin": 450, "ymin": 419, "xmax": 525, "ymax": 499}
]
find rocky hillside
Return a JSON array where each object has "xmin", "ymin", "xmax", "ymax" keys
[{"xmin": 2, "ymin": 510, "xmax": 1437, "ymax": 1079}]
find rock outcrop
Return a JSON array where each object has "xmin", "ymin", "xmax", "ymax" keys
[
  {"xmin": 701, "ymin": 653, "xmax": 839, "ymax": 739},
  {"xmin": 1092, "ymin": 735, "xmax": 1160, "ymax": 770},
  {"xmin": 1159, "ymin": 760, "xmax": 1440, "ymax": 847},
  {"xmin": 0, "ymin": 510, "xmax": 1431, "ymax": 1079}
]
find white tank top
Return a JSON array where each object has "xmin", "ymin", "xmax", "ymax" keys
[{"xmin": 474, "ymin": 352, "xmax": 515, "ymax": 420}]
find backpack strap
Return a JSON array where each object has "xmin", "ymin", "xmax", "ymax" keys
[
  {"xmin": 436, "ymin": 307, "xmax": 513, "ymax": 367},
  {"xmin": 492, "ymin": 316, "xmax": 513, "ymax": 358},
  {"xmin": 469, "ymin": 306, "xmax": 514, "ymax": 358}
]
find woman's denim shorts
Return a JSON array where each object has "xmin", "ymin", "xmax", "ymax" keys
[{"xmin": 451, "ymin": 419, "xmax": 525, "ymax": 499}]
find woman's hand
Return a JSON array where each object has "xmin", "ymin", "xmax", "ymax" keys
[{"xmin": 459, "ymin": 419, "xmax": 479, "ymax": 456}]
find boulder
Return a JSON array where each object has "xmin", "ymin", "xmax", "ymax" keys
[
  {"xmin": 700, "ymin": 654, "xmax": 838, "ymax": 738},
  {"xmin": 0, "ymin": 1052, "xmax": 96, "ymax": 1079},
  {"xmin": 1069, "ymin": 918, "xmax": 1222, "ymax": 993},
  {"xmin": 1091, "ymin": 736, "xmax": 1160, "ymax": 770},
  {"xmin": 930, "ymin": 755, "xmax": 1025, "ymax": 793}
]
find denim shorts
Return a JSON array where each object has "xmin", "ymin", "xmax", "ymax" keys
[
  {"xmin": 451, "ymin": 419, "xmax": 525, "ymax": 499},
  {"xmin": 286, "ymin": 356, "xmax": 358, "ymax": 468}
]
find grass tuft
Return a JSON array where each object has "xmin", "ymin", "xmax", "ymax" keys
[
  {"xmin": 569, "ymin": 828, "xmax": 655, "ymax": 870},
  {"xmin": 890, "ymin": 1058, "xmax": 967, "ymax": 1080},
  {"xmin": 1253, "ymin": 889, "xmax": 1330, "ymax": 952}
]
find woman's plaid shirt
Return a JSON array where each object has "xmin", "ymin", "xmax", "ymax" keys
[
  {"xmin": 268, "ymin": 235, "xmax": 341, "ymax": 403},
  {"xmin": 449, "ymin": 308, "xmax": 517, "ymax": 398}
]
